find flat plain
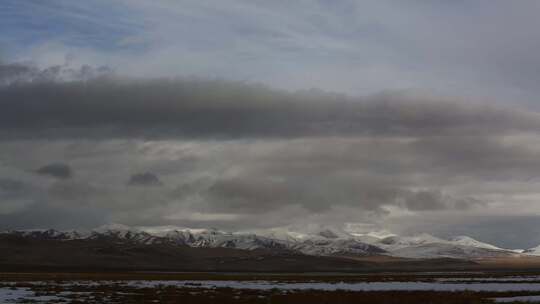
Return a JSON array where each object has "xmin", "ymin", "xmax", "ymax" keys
[{"xmin": 4, "ymin": 269, "xmax": 540, "ymax": 303}]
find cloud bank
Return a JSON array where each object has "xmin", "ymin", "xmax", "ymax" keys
[
  {"xmin": 1, "ymin": 63, "xmax": 540, "ymax": 247},
  {"xmin": 2, "ymin": 64, "xmax": 540, "ymax": 141}
]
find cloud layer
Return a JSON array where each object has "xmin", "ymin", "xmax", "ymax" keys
[
  {"xmin": 5, "ymin": 1, "xmax": 540, "ymax": 105},
  {"xmin": 1, "ymin": 63, "xmax": 540, "ymax": 247},
  {"xmin": 2, "ymin": 66, "xmax": 540, "ymax": 141}
]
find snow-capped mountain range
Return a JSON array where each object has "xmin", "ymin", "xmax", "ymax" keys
[
  {"xmin": 524, "ymin": 245, "xmax": 540, "ymax": 256},
  {"xmin": 2, "ymin": 224, "xmax": 531, "ymax": 260}
]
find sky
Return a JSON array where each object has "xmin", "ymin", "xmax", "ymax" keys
[{"xmin": 1, "ymin": 0, "xmax": 540, "ymax": 248}]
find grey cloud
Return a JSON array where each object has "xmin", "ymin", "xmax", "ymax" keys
[
  {"xmin": 0, "ymin": 177, "xmax": 41, "ymax": 215},
  {"xmin": 191, "ymin": 172, "xmax": 483, "ymax": 215},
  {"xmin": 410, "ymin": 135, "xmax": 540, "ymax": 180},
  {"xmin": 0, "ymin": 178, "xmax": 26, "ymax": 193},
  {"xmin": 48, "ymin": 181, "xmax": 99, "ymax": 202},
  {"xmin": 0, "ymin": 137, "xmax": 530, "ymax": 247},
  {"xmin": 400, "ymin": 190, "xmax": 483, "ymax": 211},
  {"xmin": 2, "ymin": 64, "xmax": 540, "ymax": 140},
  {"xmin": 0, "ymin": 62, "xmax": 112, "ymax": 85},
  {"xmin": 36, "ymin": 163, "xmax": 73, "ymax": 179},
  {"xmin": 0, "ymin": 201, "xmax": 106, "ymax": 231},
  {"xmin": 0, "ymin": 63, "xmax": 37, "ymax": 85},
  {"xmin": 128, "ymin": 172, "xmax": 163, "ymax": 187},
  {"xmin": 0, "ymin": 134, "xmax": 518, "ymax": 230}
]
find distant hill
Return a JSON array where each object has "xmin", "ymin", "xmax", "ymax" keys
[{"xmin": 0, "ymin": 228, "xmax": 480, "ymax": 272}]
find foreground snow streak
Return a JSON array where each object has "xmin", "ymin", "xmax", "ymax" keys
[{"xmin": 3, "ymin": 275, "xmax": 540, "ymax": 303}]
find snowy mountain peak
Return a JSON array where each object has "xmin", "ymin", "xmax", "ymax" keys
[
  {"xmin": 524, "ymin": 244, "xmax": 540, "ymax": 256},
  {"xmin": 450, "ymin": 236, "xmax": 502, "ymax": 250},
  {"xmin": 0, "ymin": 224, "xmax": 523, "ymax": 260},
  {"xmin": 318, "ymin": 229, "xmax": 340, "ymax": 239}
]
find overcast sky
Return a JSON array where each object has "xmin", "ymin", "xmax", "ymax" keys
[{"xmin": 2, "ymin": 0, "xmax": 540, "ymax": 248}]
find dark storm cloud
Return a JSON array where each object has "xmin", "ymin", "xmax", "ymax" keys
[
  {"xmin": 2, "ymin": 63, "xmax": 540, "ymax": 140},
  {"xmin": 128, "ymin": 172, "xmax": 163, "ymax": 187},
  {"xmin": 36, "ymin": 163, "xmax": 73, "ymax": 179}
]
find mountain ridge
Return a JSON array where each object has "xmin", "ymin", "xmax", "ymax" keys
[{"xmin": 2, "ymin": 225, "xmax": 526, "ymax": 260}]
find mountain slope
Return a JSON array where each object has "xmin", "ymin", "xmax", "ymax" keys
[
  {"xmin": 0, "ymin": 233, "xmax": 384, "ymax": 272},
  {"xmin": 0, "ymin": 225, "xmax": 520, "ymax": 260},
  {"xmin": 524, "ymin": 245, "xmax": 540, "ymax": 256},
  {"xmin": 374, "ymin": 234, "xmax": 516, "ymax": 259}
]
